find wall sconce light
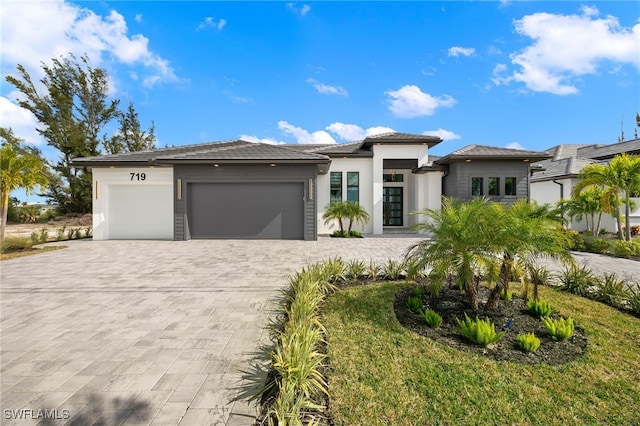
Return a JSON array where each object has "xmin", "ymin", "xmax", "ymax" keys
[
  {"xmin": 177, "ymin": 178, "xmax": 182, "ymax": 200},
  {"xmin": 523, "ymin": 159, "xmax": 530, "ymax": 163},
  {"xmin": 465, "ymin": 159, "xmax": 472, "ymax": 163},
  {"xmin": 270, "ymin": 163, "xmax": 276, "ymax": 167},
  {"xmin": 95, "ymin": 181, "xmax": 99, "ymax": 200},
  {"xmin": 214, "ymin": 164, "xmax": 219, "ymax": 167},
  {"xmin": 308, "ymin": 178, "xmax": 314, "ymax": 201}
]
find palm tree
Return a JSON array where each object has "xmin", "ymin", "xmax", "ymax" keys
[
  {"xmin": 0, "ymin": 128, "xmax": 49, "ymax": 240},
  {"xmin": 409, "ymin": 197, "xmax": 500, "ymax": 311},
  {"xmin": 573, "ymin": 154, "xmax": 640, "ymax": 240},
  {"xmin": 344, "ymin": 201, "xmax": 370, "ymax": 235},
  {"xmin": 557, "ymin": 186, "xmax": 613, "ymax": 235},
  {"xmin": 484, "ymin": 199, "xmax": 574, "ymax": 309},
  {"xmin": 323, "ymin": 201, "xmax": 370, "ymax": 237}
]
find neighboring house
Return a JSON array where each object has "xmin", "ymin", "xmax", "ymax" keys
[
  {"xmin": 72, "ymin": 132, "xmax": 551, "ymax": 241},
  {"xmin": 530, "ymin": 138, "xmax": 640, "ymax": 232}
]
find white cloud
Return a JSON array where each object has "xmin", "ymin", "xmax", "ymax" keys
[
  {"xmin": 135, "ymin": 14, "xmax": 143, "ymax": 23},
  {"xmin": 422, "ymin": 128, "xmax": 461, "ymax": 141},
  {"xmin": 326, "ymin": 123, "xmax": 395, "ymax": 141},
  {"xmin": 505, "ymin": 142, "xmax": 526, "ymax": 150},
  {"xmin": 306, "ymin": 78, "xmax": 348, "ymax": 96},
  {"xmin": 497, "ymin": 7, "xmax": 640, "ymax": 95},
  {"xmin": 239, "ymin": 135, "xmax": 286, "ymax": 145},
  {"xmin": 287, "ymin": 3, "xmax": 311, "ymax": 17},
  {"xmin": 223, "ymin": 90, "xmax": 253, "ymax": 104},
  {"xmin": 278, "ymin": 121, "xmax": 336, "ymax": 144},
  {"xmin": 386, "ymin": 85, "xmax": 456, "ymax": 118},
  {"xmin": 365, "ymin": 126, "xmax": 395, "ymax": 137},
  {"xmin": 197, "ymin": 17, "xmax": 226, "ymax": 31},
  {"xmin": 448, "ymin": 46, "xmax": 476, "ymax": 57},
  {"xmin": 1, "ymin": 0, "xmax": 182, "ymax": 90},
  {"xmin": 0, "ymin": 97, "xmax": 45, "ymax": 145}
]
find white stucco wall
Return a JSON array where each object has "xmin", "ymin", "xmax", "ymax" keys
[
  {"xmin": 92, "ymin": 167, "xmax": 174, "ymax": 240},
  {"xmin": 317, "ymin": 158, "xmax": 373, "ymax": 234}
]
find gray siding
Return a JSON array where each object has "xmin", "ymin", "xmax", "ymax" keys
[
  {"xmin": 174, "ymin": 164, "xmax": 317, "ymax": 240},
  {"xmin": 443, "ymin": 160, "xmax": 530, "ymax": 204}
]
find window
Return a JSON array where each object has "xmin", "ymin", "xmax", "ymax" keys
[
  {"xmin": 330, "ymin": 172, "xmax": 342, "ymax": 202},
  {"xmin": 347, "ymin": 172, "xmax": 359, "ymax": 202},
  {"xmin": 505, "ymin": 177, "xmax": 517, "ymax": 196},
  {"xmin": 383, "ymin": 173, "xmax": 404, "ymax": 182},
  {"xmin": 471, "ymin": 177, "xmax": 483, "ymax": 196},
  {"xmin": 488, "ymin": 177, "xmax": 500, "ymax": 196}
]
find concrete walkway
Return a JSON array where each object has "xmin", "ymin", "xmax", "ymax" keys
[{"xmin": 1, "ymin": 237, "xmax": 637, "ymax": 425}]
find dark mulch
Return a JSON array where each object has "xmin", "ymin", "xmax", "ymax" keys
[{"xmin": 395, "ymin": 285, "xmax": 588, "ymax": 365}]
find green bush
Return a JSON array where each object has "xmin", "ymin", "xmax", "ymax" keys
[
  {"xmin": 407, "ymin": 295, "xmax": 423, "ymax": 314},
  {"xmin": 366, "ymin": 260, "xmax": 381, "ymax": 280},
  {"xmin": 593, "ymin": 273, "xmax": 629, "ymax": 307},
  {"xmin": 1, "ymin": 237, "xmax": 34, "ymax": 253},
  {"xmin": 542, "ymin": 317, "xmax": 575, "ymax": 341},
  {"xmin": 516, "ymin": 333, "xmax": 541, "ymax": 353},
  {"xmin": 422, "ymin": 309, "xmax": 443, "ymax": 328},
  {"xmin": 528, "ymin": 299, "xmax": 552, "ymax": 317},
  {"xmin": 560, "ymin": 228, "xmax": 584, "ymax": 250},
  {"xmin": 345, "ymin": 259, "xmax": 367, "ymax": 281},
  {"xmin": 500, "ymin": 290, "xmax": 513, "ymax": 301},
  {"xmin": 609, "ymin": 240, "xmax": 640, "ymax": 258},
  {"xmin": 559, "ymin": 264, "xmax": 599, "ymax": 297},
  {"xmin": 456, "ymin": 313, "xmax": 505, "ymax": 347},
  {"xmin": 627, "ymin": 285, "xmax": 640, "ymax": 316},
  {"xmin": 380, "ymin": 259, "xmax": 405, "ymax": 280},
  {"xmin": 582, "ymin": 236, "xmax": 610, "ymax": 254}
]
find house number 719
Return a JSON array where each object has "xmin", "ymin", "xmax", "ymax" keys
[{"xmin": 130, "ymin": 172, "xmax": 146, "ymax": 181}]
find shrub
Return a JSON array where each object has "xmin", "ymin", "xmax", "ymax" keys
[
  {"xmin": 559, "ymin": 264, "xmax": 599, "ymax": 297},
  {"xmin": 84, "ymin": 227, "xmax": 93, "ymax": 238},
  {"xmin": 320, "ymin": 257, "xmax": 346, "ymax": 284},
  {"xmin": 582, "ymin": 236, "xmax": 610, "ymax": 254},
  {"xmin": 380, "ymin": 259, "xmax": 405, "ymax": 280},
  {"xmin": 609, "ymin": 240, "xmax": 640, "ymax": 258},
  {"xmin": 366, "ymin": 260, "xmax": 381, "ymax": 280},
  {"xmin": 456, "ymin": 313, "xmax": 505, "ymax": 347},
  {"xmin": 1, "ymin": 237, "xmax": 34, "ymax": 253},
  {"xmin": 500, "ymin": 290, "xmax": 513, "ymax": 301},
  {"xmin": 559, "ymin": 228, "xmax": 584, "ymax": 250},
  {"xmin": 630, "ymin": 225, "xmax": 640, "ymax": 237},
  {"xmin": 528, "ymin": 299, "xmax": 552, "ymax": 317},
  {"xmin": 345, "ymin": 259, "xmax": 367, "ymax": 281},
  {"xmin": 349, "ymin": 230, "xmax": 363, "ymax": 238},
  {"xmin": 542, "ymin": 317, "xmax": 575, "ymax": 341},
  {"xmin": 422, "ymin": 309, "xmax": 442, "ymax": 328},
  {"xmin": 404, "ymin": 257, "xmax": 424, "ymax": 283},
  {"xmin": 407, "ymin": 295, "xmax": 423, "ymax": 314},
  {"xmin": 627, "ymin": 285, "xmax": 640, "ymax": 316},
  {"xmin": 56, "ymin": 226, "xmax": 67, "ymax": 241},
  {"xmin": 593, "ymin": 273, "xmax": 629, "ymax": 307},
  {"xmin": 516, "ymin": 333, "xmax": 541, "ymax": 353}
]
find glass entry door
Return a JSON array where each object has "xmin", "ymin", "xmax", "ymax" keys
[{"xmin": 383, "ymin": 187, "xmax": 403, "ymax": 226}]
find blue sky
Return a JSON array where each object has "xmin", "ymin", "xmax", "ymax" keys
[{"xmin": 1, "ymin": 1, "xmax": 639, "ymax": 201}]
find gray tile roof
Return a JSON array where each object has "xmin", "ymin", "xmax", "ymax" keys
[
  {"xmin": 361, "ymin": 132, "xmax": 441, "ymax": 147},
  {"xmin": 530, "ymin": 157, "xmax": 595, "ymax": 182},
  {"xmin": 576, "ymin": 138, "xmax": 640, "ymax": 160},
  {"xmin": 72, "ymin": 140, "xmax": 331, "ymax": 166},
  {"xmin": 434, "ymin": 144, "xmax": 551, "ymax": 164}
]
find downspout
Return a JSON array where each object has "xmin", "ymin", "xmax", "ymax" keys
[{"xmin": 552, "ymin": 179, "xmax": 564, "ymax": 199}]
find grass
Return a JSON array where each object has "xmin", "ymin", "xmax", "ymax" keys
[
  {"xmin": 323, "ymin": 282, "xmax": 640, "ymax": 426},
  {"xmin": 0, "ymin": 245, "xmax": 66, "ymax": 260}
]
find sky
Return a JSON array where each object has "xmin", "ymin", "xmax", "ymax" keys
[{"xmin": 1, "ymin": 1, "xmax": 639, "ymax": 202}]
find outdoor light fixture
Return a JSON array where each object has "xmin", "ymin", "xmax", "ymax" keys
[
  {"xmin": 95, "ymin": 181, "xmax": 99, "ymax": 200},
  {"xmin": 270, "ymin": 163, "xmax": 276, "ymax": 167},
  {"xmin": 308, "ymin": 178, "xmax": 314, "ymax": 201},
  {"xmin": 177, "ymin": 179, "xmax": 182, "ymax": 200},
  {"xmin": 214, "ymin": 164, "xmax": 219, "ymax": 167},
  {"xmin": 523, "ymin": 159, "xmax": 530, "ymax": 162},
  {"xmin": 465, "ymin": 159, "xmax": 471, "ymax": 163}
]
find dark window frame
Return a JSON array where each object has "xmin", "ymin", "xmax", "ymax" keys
[
  {"xmin": 488, "ymin": 177, "xmax": 500, "ymax": 196},
  {"xmin": 330, "ymin": 172, "xmax": 342, "ymax": 202},
  {"xmin": 346, "ymin": 171, "xmax": 359, "ymax": 202},
  {"xmin": 505, "ymin": 177, "xmax": 517, "ymax": 196},
  {"xmin": 471, "ymin": 177, "xmax": 484, "ymax": 196}
]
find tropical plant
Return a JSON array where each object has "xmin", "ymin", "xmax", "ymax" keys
[
  {"xmin": 323, "ymin": 201, "xmax": 370, "ymax": 237},
  {"xmin": 422, "ymin": 309, "xmax": 443, "ymax": 328},
  {"xmin": 1, "ymin": 236, "xmax": 34, "ymax": 253},
  {"xmin": 456, "ymin": 313, "xmax": 505, "ymax": 347},
  {"xmin": 516, "ymin": 333, "xmax": 541, "ymax": 353},
  {"xmin": 0, "ymin": 128, "xmax": 49, "ymax": 240},
  {"xmin": 410, "ymin": 197, "xmax": 500, "ymax": 311},
  {"xmin": 527, "ymin": 264, "xmax": 553, "ymax": 301},
  {"xmin": 345, "ymin": 259, "xmax": 367, "ymax": 281},
  {"xmin": 559, "ymin": 264, "xmax": 599, "ymax": 297},
  {"xmin": 557, "ymin": 186, "xmax": 613, "ymax": 235},
  {"xmin": 528, "ymin": 299, "xmax": 552, "ymax": 317},
  {"xmin": 593, "ymin": 273, "xmax": 629, "ymax": 307},
  {"xmin": 407, "ymin": 295, "xmax": 423, "ymax": 314},
  {"xmin": 380, "ymin": 258, "xmax": 405, "ymax": 280},
  {"xmin": 542, "ymin": 317, "xmax": 575, "ymax": 341},
  {"xmin": 572, "ymin": 153, "xmax": 640, "ymax": 241}
]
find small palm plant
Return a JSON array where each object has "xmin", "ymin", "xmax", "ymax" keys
[{"xmin": 323, "ymin": 201, "xmax": 370, "ymax": 237}]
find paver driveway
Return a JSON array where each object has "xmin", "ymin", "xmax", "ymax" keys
[{"xmin": 1, "ymin": 237, "xmax": 424, "ymax": 426}]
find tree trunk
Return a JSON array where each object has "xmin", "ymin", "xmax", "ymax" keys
[
  {"xmin": 467, "ymin": 276, "xmax": 479, "ymax": 311},
  {"xmin": 485, "ymin": 254, "xmax": 510, "ymax": 310},
  {"xmin": 615, "ymin": 193, "xmax": 624, "ymax": 240},
  {"xmin": 0, "ymin": 192, "xmax": 8, "ymax": 241},
  {"xmin": 595, "ymin": 212, "xmax": 603, "ymax": 236},
  {"xmin": 624, "ymin": 195, "xmax": 631, "ymax": 241}
]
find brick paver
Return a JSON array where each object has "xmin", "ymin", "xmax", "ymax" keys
[{"xmin": 1, "ymin": 237, "xmax": 637, "ymax": 425}]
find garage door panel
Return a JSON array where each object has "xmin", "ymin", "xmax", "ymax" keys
[
  {"xmin": 188, "ymin": 182, "xmax": 304, "ymax": 239},
  {"xmin": 108, "ymin": 185, "xmax": 173, "ymax": 239}
]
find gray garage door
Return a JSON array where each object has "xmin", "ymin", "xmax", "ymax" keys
[{"xmin": 187, "ymin": 182, "xmax": 304, "ymax": 239}]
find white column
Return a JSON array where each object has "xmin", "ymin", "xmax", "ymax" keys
[{"xmin": 372, "ymin": 151, "xmax": 384, "ymax": 234}]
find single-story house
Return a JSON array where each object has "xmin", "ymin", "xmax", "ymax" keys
[
  {"xmin": 530, "ymin": 138, "xmax": 640, "ymax": 231},
  {"xmin": 71, "ymin": 132, "xmax": 551, "ymax": 241}
]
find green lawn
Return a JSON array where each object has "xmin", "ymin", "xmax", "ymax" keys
[
  {"xmin": 0, "ymin": 245, "xmax": 65, "ymax": 260},
  {"xmin": 323, "ymin": 282, "xmax": 640, "ymax": 426}
]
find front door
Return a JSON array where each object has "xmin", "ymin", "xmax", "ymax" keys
[{"xmin": 383, "ymin": 187, "xmax": 403, "ymax": 226}]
